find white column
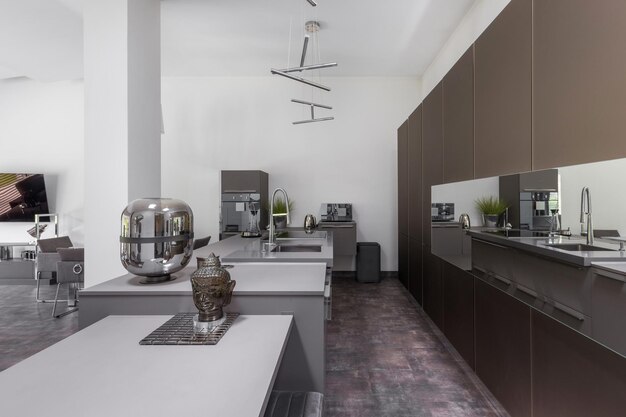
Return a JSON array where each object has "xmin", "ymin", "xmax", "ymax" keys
[{"xmin": 84, "ymin": 0, "xmax": 161, "ymax": 286}]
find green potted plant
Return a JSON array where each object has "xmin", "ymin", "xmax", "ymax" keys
[
  {"xmin": 270, "ymin": 197, "xmax": 294, "ymax": 230},
  {"xmin": 475, "ymin": 196, "xmax": 507, "ymax": 228}
]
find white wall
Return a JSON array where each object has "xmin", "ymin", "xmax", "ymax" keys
[
  {"xmin": 161, "ymin": 76, "xmax": 420, "ymax": 271},
  {"xmin": 0, "ymin": 78, "xmax": 84, "ymax": 244},
  {"xmin": 431, "ymin": 176, "xmax": 500, "ymax": 230},
  {"xmin": 420, "ymin": 0, "xmax": 510, "ymax": 98}
]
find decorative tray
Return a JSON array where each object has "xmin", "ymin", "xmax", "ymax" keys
[{"xmin": 139, "ymin": 312, "xmax": 239, "ymax": 346}]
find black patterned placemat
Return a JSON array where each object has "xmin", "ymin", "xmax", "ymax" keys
[{"xmin": 139, "ymin": 312, "xmax": 239, "ymax": 345}]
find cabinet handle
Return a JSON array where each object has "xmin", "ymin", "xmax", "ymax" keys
[
  {"xmin": 320, "ymin": 224, "xmax": 354, "ymax": 229},
  {"xmin": 550, "ymin": 301, "xmax": 585, "ymax": 321},
  {"xmin": 516, "ymin": 285, "xmax": 539, "ymax": 299},
  {"xmin": 492, "ymin": 273, "xmax": 511, "ymax": 286},
  {"xmin": 223, "ymin": 189, "xmax": 256, "ymax": 193},
  {"xmin": 476, "ymin": 239, "xmax": 509, "ymax": 250}
]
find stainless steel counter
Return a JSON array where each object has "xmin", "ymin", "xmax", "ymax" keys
[{"xmin": 467, "ymin": 229, "xmax": 626, "ymax": 266}]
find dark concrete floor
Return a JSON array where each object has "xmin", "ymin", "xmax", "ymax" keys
[
  {"xmin": 325, "ymin": 277, "xmax": 508, "ymax": 417},
  {"xmin": 0, "ymin": 283, "xmax": 79, "ymax": 371},
  {"xmin": 1, "ymin": 278, "xmax": 506, "ymax": 416}
]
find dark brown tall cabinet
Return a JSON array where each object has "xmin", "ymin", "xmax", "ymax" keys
[
  {"xmin": 443, "ymin": 46, "xmax": 474, "ymax": 183},
  {"xmin": 421, "ymin": 83, "xmax": 444, "ymax": 324},
  {"xmin": 533, "ymin": 0, "xmax": 626, "ymax": 169},
  {"xmin": 474, "ymin": 0, "xmax": 532, "ymax": 178},
  {"xmin": 407, "ymin": 107, "xmax": 423, "ymax": 303},
  {"xmin": 397, "ymin": 122, "xmax": 409, "ymax": 289}
]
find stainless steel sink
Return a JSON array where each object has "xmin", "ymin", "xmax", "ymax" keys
[
  {"xmin": 269, "ymin": 230, "xmax": 327, "ymax": 240},
  {"xmin": 271, "ymin": 244, "xmax": 322, "ymax": 253},
  {"xmin": 546, "ymin": 243, "xmax": 616, "ymax": 252}
]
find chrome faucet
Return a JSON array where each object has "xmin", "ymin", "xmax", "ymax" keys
[
  {"xmin": 580, "ymin": 187, "xmax": 593, "ymax": 245},
  {"xmin": 267, "ymin": 188, "xmax": 291, "ymax": 250}
]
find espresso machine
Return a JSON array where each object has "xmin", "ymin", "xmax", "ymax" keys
[{"xmin": 219, "ymin": 171, "xmax": 268, "ymax": 239}]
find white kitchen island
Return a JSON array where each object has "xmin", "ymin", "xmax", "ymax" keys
[
  {"xmin": 79, "ymin": 261, "xmax": 328, "ymax": 393},
  {"xmin": 0, "ymin": 315, "xmax": 292, "ymax": 417}
]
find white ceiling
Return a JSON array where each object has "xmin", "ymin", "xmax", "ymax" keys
[{"xmin": 0, "ymin": 0, "xmax": 475, "ymax": 81}]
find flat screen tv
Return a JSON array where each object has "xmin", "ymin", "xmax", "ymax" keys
[{"xmin": 0, "ymin": 173, "xmax": 49, "ymax": 222}]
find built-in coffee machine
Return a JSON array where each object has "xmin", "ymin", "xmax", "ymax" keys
[{"xmin": 220, "ymin": 171, "xmax": 268, "ymax": 239}]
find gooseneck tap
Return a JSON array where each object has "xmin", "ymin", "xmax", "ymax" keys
[
  {"xmin": 267, "ymin": 188, "xmax": 291, "ymax": 250},
  {"xmin": 580, "ymin": 187, "xmax": 593, "ymax": 245}
]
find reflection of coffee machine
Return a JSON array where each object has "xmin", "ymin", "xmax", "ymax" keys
[{"xmin": 520, "ymin": 191, "xmax": 559, "ymax": 230}]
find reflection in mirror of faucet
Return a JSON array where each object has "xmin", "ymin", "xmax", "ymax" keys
[{"xmin": 580, "ymin": 187, "xmax": 593, "ymax": 245}]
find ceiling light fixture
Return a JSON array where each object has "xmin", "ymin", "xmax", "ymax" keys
[
  {"xmin": 271, "ymin": 19, "xmax": 336, "ymax": 124},
  {"xmin": 306, "ymin": 0, "xmax": 317, "ymax": 7},
  {"xmin": 291, "ymin": 99, "xmax": 334, "ymax": 124},
  {"xmin": 270, "ymin": 68, "xmax": 331, "ymax": 91}
]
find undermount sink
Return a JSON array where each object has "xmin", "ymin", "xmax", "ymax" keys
[
  {"xmin": 545, "ymin": 243, "xmax": 616, "ymax": 252},
  {"xmin": 271, "ymin": 244, "xmax": 322, "ymax": 253}
]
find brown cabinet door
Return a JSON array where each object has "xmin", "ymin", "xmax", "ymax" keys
[
  {"xmin": 397, "ymin": 121, "xmax": 409, "ymax": 237},
  {"xmin": 422, "ymin": 83, "xmax": 443, "ymax": 247},
  {"xmin": 591, "ymin": 269, "xmax": 626, "ymax": 356},
  {"xmin": 443, "ymin": 46, "xmax": 474, "ymax": 182},
  {"xmin": 534, "ymin": 0, "xmax": 626, "ymax": 169},
  {"xmin": 475, "ymin": 279, "xmax": 531, "ymax": 417},
  {"xmin": 532, "ymin": 310, "xmax": 626, "ymax": 417},
  {"xmin": 423, "ymin": 249, "xmax": 444, "ymax": 329},
  {"xmin": 398, "ymin": 233, "xmax": 409, "ymax": 290},
  {"xmin": 474, "ymin": 0, "xmax": 532, "ymax": 178},
  {"xmin": 408, "ymin": 237, "xmax": 422, "ymax": 305},
  {"xmin": 443, "ymin": 262, "xmax": 475, "ymax": 369},
  {"xmin": 408, "ymin": 106, "xmax": 422, "ymax": 242}
]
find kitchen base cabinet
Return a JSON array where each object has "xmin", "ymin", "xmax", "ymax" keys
[
  {"xmin": 532, "ymin": 310, "xmax": 626, "ymax": 417},
  {"xmin": 442, "ymin": 262, "xmax": 474, "ymax": 369},
  {"xmin": 408, "ymin": 238, "xmax": 422, "ymax": 304},
  {"xmin": 423, "ymin": 250, "xmax": 443, "ymax": 329},
  {"xmin": 475, "ymin": 279, "xmax": 531, "ymax": 417},
  {"xmin": 398, "ymin": 234, "xmax": 409, "ymax": 289}
]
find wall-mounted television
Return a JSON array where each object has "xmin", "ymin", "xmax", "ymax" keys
[{"xmin": 0, "ymin": 174, "xmax": 50, "ymax": 222}]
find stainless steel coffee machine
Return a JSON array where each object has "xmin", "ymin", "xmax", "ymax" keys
[{"xmin": 220, "ymin": 171, "xmax": 268, "ymax": 239}]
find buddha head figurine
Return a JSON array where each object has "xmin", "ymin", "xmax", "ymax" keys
[{"xmin": 190, "ymin": 253, "xmax": 236, "ymax": 322}]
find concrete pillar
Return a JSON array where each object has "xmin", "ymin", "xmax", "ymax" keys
[{"xmin": 83, "ymin": 0, "xmax": 161, "ymax": 286}]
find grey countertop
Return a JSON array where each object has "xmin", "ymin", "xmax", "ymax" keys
[
  {"xmin": 81, "ymin": 234, "xmax": 330, "ymax": 296},
  {"xmin": 590, "ymin": 261, "xmax": 626, "ymax": 275},
  {"xmin": 221, "ymin": 232, "xmax": 333, "ymax": 266},
  {"xmin": 467, "ymin": 229, "xmax": 626, "ymax": 267},
  {"xmin": 81, "ymin": 261, "xmax": 327, "ymax": 296},
  {"xmin": 0, "ymin": 315, "xmax": 292, "ymax": 417}
]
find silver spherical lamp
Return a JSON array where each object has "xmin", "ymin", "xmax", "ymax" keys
[{"xmin": 120, "ymin": 198, "xmax": 194, "ymax": 284}]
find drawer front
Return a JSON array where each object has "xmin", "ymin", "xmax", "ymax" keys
[
  {"xmin": 592, "ymin": 269, "xmax": 626, "ymax": 355},
  {"xmin": 472, "ymin": 238, "xmax": 517, "ymax": 281},
  {"xmin": 514, "ymin": 250, "xmax": 592, "ymax": 316}
]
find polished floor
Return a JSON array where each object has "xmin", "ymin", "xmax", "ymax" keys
[
  {"xmin": 1, "ymin": 278, "xmax": 506, "ymax": 416},
  {"xmin": 325, "ymin": 277, "xmax": 507, "ymax": 417},
  {"xmin": 0, "ymin": 283, "xmax": 79, "ymax": 371}
]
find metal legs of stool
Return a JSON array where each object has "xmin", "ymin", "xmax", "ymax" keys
[
  {"xmin": 52, "ymin": 262, "xmax": 84, "ymax": 318},
  {"xmin": 52, "ymin": 282, "xmax": 82, "ymax": 318},
  {"xmin": 36, "ymin": 271, "xmax": 60, "ymax": 303}
]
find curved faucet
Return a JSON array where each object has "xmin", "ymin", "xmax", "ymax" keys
[
  {"xmin": 267, "ymin": 188, "xmax": 291, "ymax": 249},
  {"xmin": 580, "ymin": 187, "xmax": 593, "ymax": 245}
]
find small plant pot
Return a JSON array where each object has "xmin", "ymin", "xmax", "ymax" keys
[
  {"xmin": 482, "ymin": 214, "xmax": 499, "ymax": 228},
  {"xmin": 274, "ymin": 216, "xmax": 287, "ymax": 230}
]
